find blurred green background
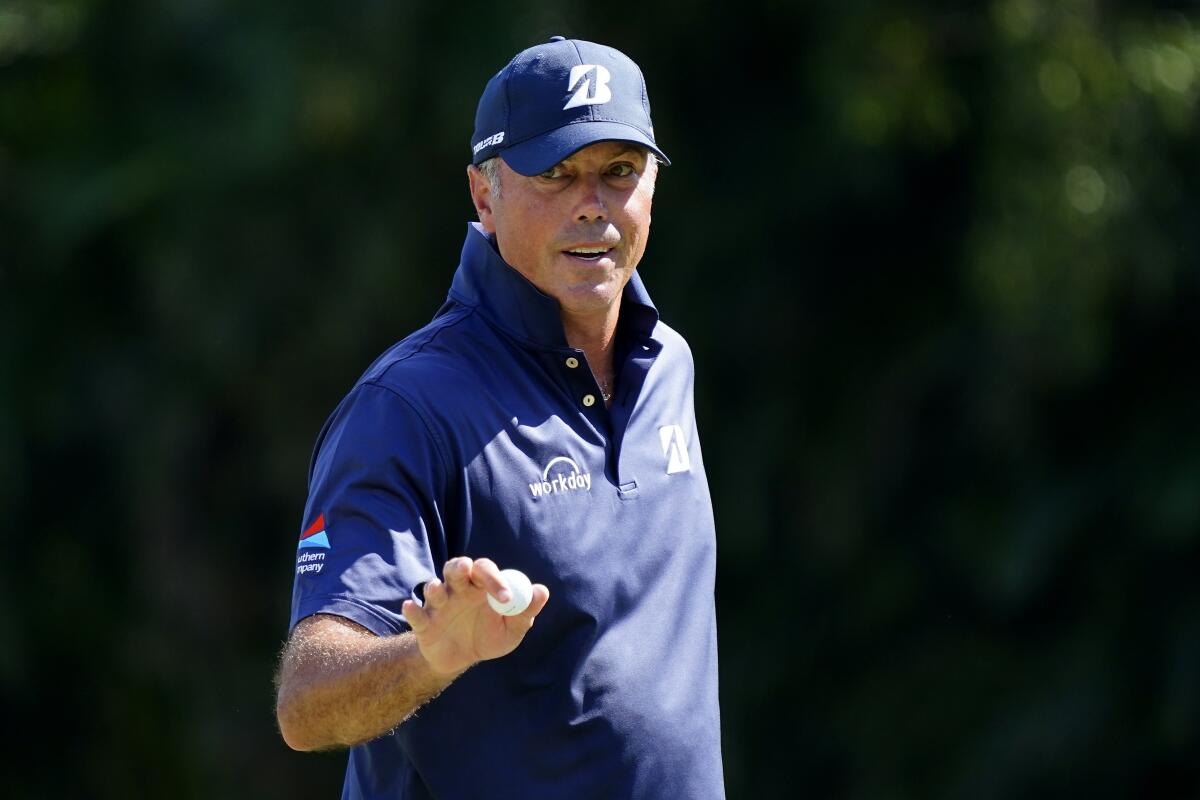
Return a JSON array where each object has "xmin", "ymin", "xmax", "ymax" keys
[{"xmin": 3, "ymin": 0, "xmax": 1199, "ymax": 797}]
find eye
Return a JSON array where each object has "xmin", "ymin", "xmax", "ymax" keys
[
  {"xmin": 608, "ymin": 163, "xmax": 635, "ymax": 177},
  {"xmin": 539, "ymin": 165, "xmax": 566, "ymax": 179}
]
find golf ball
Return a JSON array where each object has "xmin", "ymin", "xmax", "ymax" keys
[{"xmin": 487, "ymin": 569, "xmax": 533, "ymax": 616}]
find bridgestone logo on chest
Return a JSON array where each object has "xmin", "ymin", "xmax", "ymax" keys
[{"xmin": 530, "ymin": 456, "xmax": 592, "ymax": 497}]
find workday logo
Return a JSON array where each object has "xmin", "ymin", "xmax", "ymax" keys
[
  {"xmin": 563, "ymin": 64, "xmax": 612, "ymax": 110},
  {"xmin": 529, "ymin": 456, "xmax": 593, "ymax": 497}
]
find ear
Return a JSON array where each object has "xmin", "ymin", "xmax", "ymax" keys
[{"xmin": 467, "ymin": 164, "xmax": 497, "ymax": 234}]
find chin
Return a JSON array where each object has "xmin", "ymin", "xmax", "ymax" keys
[{"xmin": 557, "ymin": 283, "xmax": 622, "ymax": 313}]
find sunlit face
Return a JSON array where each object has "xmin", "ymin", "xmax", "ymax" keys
[{"xmin": 469, "ymin": 141, "xmax": 656, "ymax": 319}]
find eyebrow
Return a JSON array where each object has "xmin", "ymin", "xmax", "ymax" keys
[{"xmin": 559, "ymin": 148, "xmax": 643, "ymax": 167}]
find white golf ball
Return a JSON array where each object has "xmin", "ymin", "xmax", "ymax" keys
[{"xmin": 487, "ymin": 569, "xmax": 533, "ymax": 616}]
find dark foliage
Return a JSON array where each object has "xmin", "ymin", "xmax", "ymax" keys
[{"xmin": 2, "ymin": 2, "xmax": 1198, "ymax": 797}]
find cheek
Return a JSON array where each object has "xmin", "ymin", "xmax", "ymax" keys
[
  {"xmin": 622, "ymin": 195, "xmax": 653, "ymax": 251},
  {"xmin": 495, "ymin": 207, "xmax": 553, "ymax": 273}
]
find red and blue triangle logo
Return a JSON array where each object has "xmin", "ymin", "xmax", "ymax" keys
[{"xmin": 299, "ymin": 513, "xmax": 330, "ymax": 549}]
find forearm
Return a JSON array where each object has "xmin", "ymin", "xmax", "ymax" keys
[{"xmin": 275, "ymin": 615, "xmax": 462, "ymax": 751}]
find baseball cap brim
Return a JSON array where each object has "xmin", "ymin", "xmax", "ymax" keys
[{"xmin": 498, "ymin": 120, "xmax": 670, "ymax": 176}]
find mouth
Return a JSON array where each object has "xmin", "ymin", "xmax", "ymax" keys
[{"xmin": 562, "ymin": 245, "xmax": 616, "ymax": 263}]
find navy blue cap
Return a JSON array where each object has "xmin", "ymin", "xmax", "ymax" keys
[{"xmin": 470, "ymin": 37, "xmax": 670, "ymax": 176}]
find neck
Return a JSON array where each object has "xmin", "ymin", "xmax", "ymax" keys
[{"xmin": 561, "ymin": 300, "xmax": 621, "ymax": 402}]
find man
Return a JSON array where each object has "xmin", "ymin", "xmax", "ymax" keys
[{"xmin": 275, "ymin": 37, "xmax": 724, "ymax": 799}]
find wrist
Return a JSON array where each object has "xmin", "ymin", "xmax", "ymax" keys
[{"xmin": 405, "ymin": 634, "xmax": 475, "ymax": 682}]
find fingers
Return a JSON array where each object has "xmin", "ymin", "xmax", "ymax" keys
[
  {"xmin": 468, "ymin": 557, "xmax": 510, "ymax": 602},
  {"xmin": 402, "ymin": 598, "xmax": 429, "ymax": 633},
  {"xmin": 500, "ymin": 583, "xmax": 549, "ymax": 638},
  {"xmin": 441, "ymin": 557, "xmax": 510, "ymax": 602},
  {"xmin": 423, "ymin": 577, "xmax": 449, "ymax": 608},
  {"xmin": 520, "ymin": 583, "xmax": 551, "ymax": 620},
  {"xmin": 442, "ymin": 557, "xmax": 473, "ymax": 592},
  {"xmin": 423, "ymin": 558, "xmax": 547, "ymax": 623}
]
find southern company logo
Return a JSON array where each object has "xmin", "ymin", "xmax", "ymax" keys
[
  {"xmin": 529, "ymin": 456, "xmax": 592, "ymax": 497},
  {"xmin": 296, "ymin": 513, "xmax": 329, "ymax": 575},
  {"xmin": 299, "ymin": 513, "xmax": 330, "ymax": 548}
]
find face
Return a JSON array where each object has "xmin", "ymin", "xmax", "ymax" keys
[{"xmin": 469, "ymin": 141, "xmax": 656, "ymax": 320}]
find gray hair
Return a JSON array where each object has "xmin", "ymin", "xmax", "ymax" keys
[
  {"xmin": 478, "ymin": 156, "xmax": 504, "ymax": 199},
  {"xmin": 477, "ymin": 150, "xmax": 659, "ymax": 200}
]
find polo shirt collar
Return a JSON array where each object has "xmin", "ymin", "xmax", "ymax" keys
[{"xmin": 450, "ymin": 222, "xmax": 659, "ymax": 349}]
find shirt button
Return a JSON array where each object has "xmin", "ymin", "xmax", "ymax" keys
[
  {"xmin": 565, "ymin": 357, "xmax": 580, "ymax": 369},
  {"xmin": 582, "ymin": 394, "xmax": 596, "ymax": 407}
]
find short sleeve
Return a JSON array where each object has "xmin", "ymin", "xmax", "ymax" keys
[{"xmin": 288, "ymin": 382, "xmax": 450, "ymax": 636}]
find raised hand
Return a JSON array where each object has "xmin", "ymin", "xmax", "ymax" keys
[{"xmin": 401, "ymin": 557, "xmax": 550, "ymax": 676}]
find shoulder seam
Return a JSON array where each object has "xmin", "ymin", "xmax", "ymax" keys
[
  {"xmin": 357, "ymin": 381, "xmax": 454, "ymax": 488},
  {"xmin": 392, "ymin": 303, "xmax": 476, "ymax": 363}
]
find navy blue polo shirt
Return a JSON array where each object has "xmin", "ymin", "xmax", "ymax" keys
[{"xmin": 289, "ymin": 223, "xmax": 724, "ymax": 800}]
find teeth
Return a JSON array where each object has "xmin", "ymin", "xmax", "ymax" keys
[{"xmin": 568, "ymin": 247, "xmax": 610, "ymax": 254}]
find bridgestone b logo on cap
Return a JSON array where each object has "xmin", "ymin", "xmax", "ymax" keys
[{"xmin": 563, "ymin": 64, "xmax": 612, "ymax": 110}]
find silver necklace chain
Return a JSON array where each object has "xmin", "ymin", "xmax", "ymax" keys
[{"xmin": 597, "ymin": 374, "xmax": 613, "ymax": 403}]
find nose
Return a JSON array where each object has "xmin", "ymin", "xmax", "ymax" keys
[{"xmin": 574, "ymin": 174, "xmax": 607, "ymax": 223}]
